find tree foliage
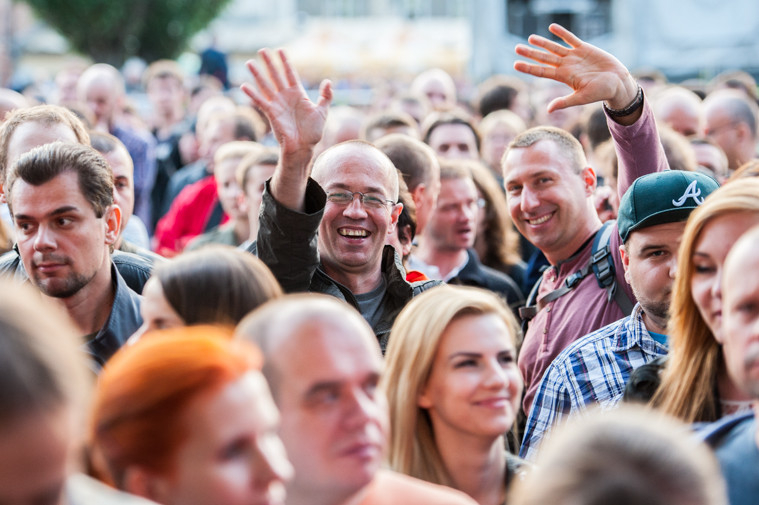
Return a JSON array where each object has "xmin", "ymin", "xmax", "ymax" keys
[{"xmin": 21, "ymin": 0, "xmax": 232, "ymax": 66}]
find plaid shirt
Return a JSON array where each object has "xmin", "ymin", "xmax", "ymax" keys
[{"xmin": 519, "ymin": 303, "xmax": 668, "ymax": 460}]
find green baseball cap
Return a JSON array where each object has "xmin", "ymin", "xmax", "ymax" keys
[{"xmin": 618, "ymin": 170, "xmax": 720, "ymax": 242}]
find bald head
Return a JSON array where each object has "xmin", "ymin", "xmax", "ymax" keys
[
  {"xmin": 703, "ymin": 90, "xmax": 758, "ymax": 170},
  {"xmin": 311, "ymin": 140, "xmax": 400, "ymax": 201},
  {"xmin": 654, "ymin": 86, "xmax": 703, "ymax": 137},
  {"xmin": 236, "ymin": 293, "xmax": 381, "ymax": 395},
  {"xmin": 77, "ymin": 64, "xmax": 125, "ymax": 129}
]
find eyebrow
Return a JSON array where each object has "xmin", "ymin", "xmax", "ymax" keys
[{"xmin": 14, "ymin": 205, "xmax": 80, "ymax": 222}]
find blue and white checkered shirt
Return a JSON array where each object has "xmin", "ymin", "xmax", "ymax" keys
[{"xmin": 519, "ymin": 303, "xmax": 668, "ymax": 460}]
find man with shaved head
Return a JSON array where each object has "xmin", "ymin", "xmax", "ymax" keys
[
  {"xmin": 236, "ymin": 294, "xmax": 477, "ymax": 505},
  {"xmin": 241, "ymin": 49, "xmax": 438, "ymax": 350}
]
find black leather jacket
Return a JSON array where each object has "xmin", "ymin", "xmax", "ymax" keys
[{"xmin": 248, "ymin": 179, "xmax": 440, "ymax": 352}]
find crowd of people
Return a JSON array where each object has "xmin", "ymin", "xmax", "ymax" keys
[{"xmin": 1, "ymin": 22, "xmax": 758, "ymax": 505}]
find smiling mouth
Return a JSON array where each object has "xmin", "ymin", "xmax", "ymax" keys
[
  {"xmin": 527, "ymin": 214, "xmax": 551, "ymax": 225},
  {"xmin": 339, "ymin": 228, "xmax": 369, "ymax": 238}
]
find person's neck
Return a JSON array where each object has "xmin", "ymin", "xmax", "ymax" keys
[
  {"xmin": 321, "ymin": 262, "xmax": 384, "ymax": 296},
  {"xmin": 415, "ymin": 238, "xmax": 468, "ymax": 279},
  {"xmin": 58, "ymin": 261, "xmax": 115, "ymax": 335},
  {"xmin": 641, "ymin": 310, "xmax": 667, "ymax": 335},
  {"xmin": 434, "ymin": 430, "xmax": 506, "ymax": 505},
  {"xmin": 545, "ymin": 212, "xmax": 601, "ymax": 265}
]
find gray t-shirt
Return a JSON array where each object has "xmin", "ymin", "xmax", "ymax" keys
[{"xmin": 355, "ymin": 278, "xmax": 387, "ymax": 330}]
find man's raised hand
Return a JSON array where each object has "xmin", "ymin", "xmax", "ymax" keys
[
  {"xmin": 514, "ymin": 24, "xmax": 638, "ymax": 112},
  {"xmin": 242, "ymin": 49, "xmax": 332, "ymax": 157}
]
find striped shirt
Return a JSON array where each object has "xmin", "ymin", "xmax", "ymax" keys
[{"xmin": 520, "ymin": 303, "xmax": 668, "ymax": 460}]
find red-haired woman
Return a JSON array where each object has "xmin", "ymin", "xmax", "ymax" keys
[{"xmin": 89, "ymin": 327, "xmax": 292, "ymax": 505}]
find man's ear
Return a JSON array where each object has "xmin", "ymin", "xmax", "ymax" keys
[
  {"xmin": 387, "ymin": 202, "xmax": 403, "ymax": 235},
  {"xmin": 582, "ymin": 166, "xmax": 597, "ymax": 196},
  {"xmin": 104, "ymin": 204, "xmax": 121, "ymax": 245},
  {"xmin": 411, "ymin": 183, "xmax": 426, "ymax": 208},
  {"xmin": 619, "ymin": 243, "xmax": 631, "ymax": 285}
]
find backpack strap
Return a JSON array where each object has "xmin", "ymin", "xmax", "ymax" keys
[{"xmin": 518, "ymin": 221, "xmax": 634, "ymax": 328}]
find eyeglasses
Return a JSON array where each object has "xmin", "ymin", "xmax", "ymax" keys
[
  {"xmin": 326, "ymin": 191, "xmax": 396, "ymax": 210},
  {"xmin": 705, "ymin": 122, "xmax": 737, "ymax": 137}
]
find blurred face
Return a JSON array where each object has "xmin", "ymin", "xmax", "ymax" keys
[
  {"xmin": 704, "ymin": 108, "xmax": 740, "ymax": 168},
  {"xmin": 690, "ymin": 212, "xmax": 759, "ymax": 342},
  {"xmin": 79, "ymin": 78, "xmax": 119, "ymax": 129},
  {"xmin": 504, "ymin": 140, "xmax": 595, "ymax": 264},
  {"xmin": 0, "ymin": 408, "xmax": 73, "ymax": 505},
  {"xmin": 137, "ymin": 277, "xmax": 185, "ymax": 335},
  {"xmin": 314, "ymin": 145, "xmax": 401, "ymax": 282},
  {"xmin": 201, "ymin": 119, "xmax": 236, "ymax": 169},
  {"xmin": 660, "ymin": 104, "xmax": 701, "ymax": 137},
  {"xmin": 421, "ymin": 79, "xmax": 453, "ymax": 111},
  {"xmin": 419, "ymin": 313, "xmax": 522, "ymax": 441},
  {"xmin": 243, "ymin": 164, "xmax": 277, "ymax": 235},
  {"xmin": 427, "ymin": 124, "xmax": 478, "ymax": 160},
  {"xmin": 215, "ymin": 157, "xmax": 244, "ymax": 219},
  {"xmin": 692, "ymin": 143, "xmax": 728, "ymax": 183},
  {"xmin": 427, "ymin": 177, "xmax": 479, "ymax": 252},
  {"xmin": 481, "ymin": 122, "xmax": 518, "ymax": 170},
  {"xmin": 12, "ymin": 171, "xmax": 118, "ymax": 299},
  {"xmin": 620, "ymin": 221, "xmax": 685, "ymax": 333},
  {"xmin": 722, "ymin": 244, "xmax": 759, "ymax": 399},
  {"xmin": 147, "ymin": 76, "xmax": 184, "ymax": 116},
  {"xmin": 105, "ymin": 146, "xmax": 134, "ymax": 233},
  {"xmin": 270, "ymin": 318, "xmax": 387, "ymax": 500},
  {"xmin": 161, "ymin": 372, "xmax": 293, "ymax": 505}
]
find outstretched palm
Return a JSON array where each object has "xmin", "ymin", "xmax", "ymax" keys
[
  {"xmin": 242, "ymin": 49, "xmax": 332, "ymax": 155},
  {"xmin": 514, "ymin": 24, "xmax": 637, "ymax": 112}
]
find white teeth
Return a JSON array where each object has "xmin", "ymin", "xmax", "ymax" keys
[
  {"xmin": 528, "ymin": 215, "xmax": 551, "ymax": 225},
  {"xmin": 339, "ymin": 229, "xmax": 368, "ymax": 237}
]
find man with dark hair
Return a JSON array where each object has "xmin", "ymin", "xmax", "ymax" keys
[
  {"xmin": 422, "ymin": 112, "xmax": 480, "ymax": 160},
  {"xmin": 374, "ymin": 133, "xmax": 440, "ymax": 236},
  {"xmin": 521, "ymin": 170, "xmax": 719, "ymax": 460},
  {"xmin": 0, "ymin": 105, "xmax": 155, "ymax": 294},
  {"xmin": 6, "ymin": 142, "xmax": 142, "ymax": 366}
]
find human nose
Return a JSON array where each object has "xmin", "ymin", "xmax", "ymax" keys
[
  {"xmin": 668, "ymin": 255, "xmax": 678, "ymax": 279},
  {"xmin": 520, "ymin": 186, "xmax": 540, "ymax": 212},
  {"xmin": 483, "ymin": 359, "xmax": 509, "ymax": 389},
  {"xmin": 253, "ymin": 435, "xmax": 294, "ymax": 489},
  {"xmin": 33, "ymin": 224, "xmax": 56, "ymax": 251},
  {"xmin": 712, "ymin": 267, "xmax": 723, "ymax": 303},
  {"xmin": 342, "ymin": 387, "xmax": 380, "ymax": 429},
  {"xmin": 342, "ymin": 194, "xmax": 369, "ymax": 219}
]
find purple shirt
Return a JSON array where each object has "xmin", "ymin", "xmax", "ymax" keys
[{"xmin": 519, "ymin": 98, "xmax": 668, "ymax": 415}]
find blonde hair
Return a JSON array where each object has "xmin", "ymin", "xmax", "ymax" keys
[
  {"xmin": 652, "ymin": 179, "xmax": 759, "ymax": 422},
  {"xmin": 381, "ymin": 285, "xmax": 520, "ymax": 486}
]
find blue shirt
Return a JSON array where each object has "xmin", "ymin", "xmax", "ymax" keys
[{"xmin": 520, "ymin": 303, "xmax": 668, "ymax": 460}]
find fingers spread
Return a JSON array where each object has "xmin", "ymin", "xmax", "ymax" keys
[
  {"xmin": 526, "ymin": 34, "xmax": 570, "ymax": 57},
  {"xmin": 279, "ymin": 49, "xmax": 302, "ymax": 89},
  {"xmin": 549, "ymin": 23, "xmax": 583, "ymax": 48},
  {"xmin": 316, "ymin": 79, "xmax": 333, "ymax": 111},
  {"xmin": 513, "ymin": 61, "xmax": 556, "ymax": 81},
  {"xmin": 516, "ymin": 44, "xmax": 561, "ymax": 67},
  {"xmin": 246, "ymin": 59, "xmax": 276, "ymax": 101},
  {"xmin": 260, "ymin": 48, "xmax": 286, "ymax": 91}
]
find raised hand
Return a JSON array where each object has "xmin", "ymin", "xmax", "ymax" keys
[
  {"xmin": 514, "ymin": 24, "xmax": 638, "ymax": 112},
  {"xmin": 242, "ymin": 49, "xmax": 332, "ymax": 157}
]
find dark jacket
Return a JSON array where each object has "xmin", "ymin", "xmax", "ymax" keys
[
  {"xmin": 87, "ymin": 264, "xmax": 143, "ymax": 368},
  {"xmin": 248, "ymin": 179, "xmax": 440, "ymax": 351},
  {"xmin": 0, "ymin": 246, "xmax": 155, "ymax": 294},
  {"xmin": 449, "ymin": 249, "xmax": 525, "ymax": 311}
]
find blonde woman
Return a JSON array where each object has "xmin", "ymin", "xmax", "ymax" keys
[
  {"xmin": 383, "ymin": 285, "xmax": 525, "ymax": 505},
  {"xmin": 652, "ymin": 179, "xmax": 759, "ymax": 422}
]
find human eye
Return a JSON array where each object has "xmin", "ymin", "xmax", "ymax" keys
[
  {"xmin": 327, "ymin": 192, "xmax": 352, "ymax": 204},
  {"xmin": 219, "ymin": 438, "xmax": 249, "ymax": 461},
  {"xmin": 453, "ymin": 358, "xmax": 477, "ymax": 369},
  {"xmin": 498, "ymin": 352, "xmax": 515, "ymax": 365},
  {"xmin": 56, "ymin": 217, "xmax": 74, "ymax": 228},
  {"xmin": 506, "ymin": 183, "xmax": 522, "ymax": 196},
  {"xmin": 693, "ymin": 262, "xmax": 715, "ymax": 274},
  {"xmin": 362, "ymin": 194, "xmax": 385, "ymax": 209}
]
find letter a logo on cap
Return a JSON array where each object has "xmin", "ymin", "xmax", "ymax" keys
[{"xmin": 672, "ymin": 180, "xmax": 704, "ymax": 207}]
